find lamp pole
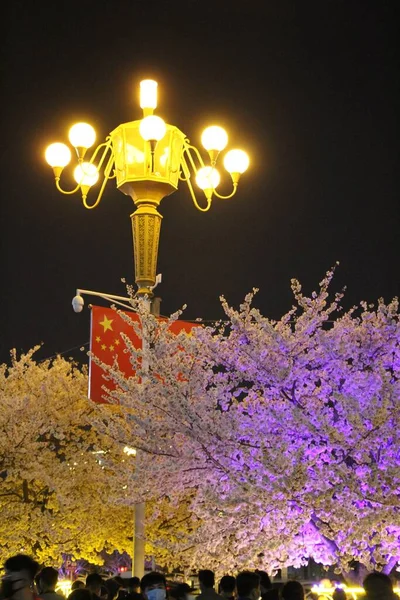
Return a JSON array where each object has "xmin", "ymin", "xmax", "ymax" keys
[
  {"xmin": 133, "ymin": 295, "xmax": 160, "ymax": 579},
  {"xmin": 44, "ymin": 78, "xmax": 250, "ymax": 577}
]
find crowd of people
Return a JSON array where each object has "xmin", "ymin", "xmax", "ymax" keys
[{"xmin": 0, "ymin": 554, "xmax": 397, "ymax": 600}]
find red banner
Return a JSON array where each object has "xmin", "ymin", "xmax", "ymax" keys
[{"xmin": 89, "ymin": 305, "xmax": 198, "ymax": 403}]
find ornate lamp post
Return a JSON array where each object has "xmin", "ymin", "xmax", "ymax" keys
[
  {"xmin": 45, "ymin": 79, "xmax": 249, "ymax": 298},
  {"xmin": 44, "ymin": 79, "xmax": 249, "ymax": 577}
]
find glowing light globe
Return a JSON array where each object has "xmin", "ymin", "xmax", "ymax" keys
[
  {"xmin": 195, "ymin": 166, "xmax": 220, "ymax": 190},
  {"xmin": 223, "ymin": 149, "xmax": 249, "ymax": 174},
  {"xmin": 69, "ymin": 123, "xmax": 96, "ymax": 148},
  {"xmin": 45, "ymin": 143, "xmax": 72, "ymax": 168},
  {"xmin": 139, "ymin": 115, "xmax": 167, "ymax": 141},
  {"xmin": 73, "ymin": 162, "xmax": 99, "ymax": 187},
  {"xmin": 201, "ymin": 126, "xmax": 228, "ymax": 152},
  {"xmin": 140, "ymin": 79, "xmax": 158, "ymax": 110}
]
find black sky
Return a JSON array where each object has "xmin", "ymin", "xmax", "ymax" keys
[{"xmin": 1, "ymin": 0, "xmax": 399, "ymax": 365}]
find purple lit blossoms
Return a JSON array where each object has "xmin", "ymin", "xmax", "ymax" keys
[{"xmin": 93, "ymin": 267, "xmax": 400, "ymax": 575}]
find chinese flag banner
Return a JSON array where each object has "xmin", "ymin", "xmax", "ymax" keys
[{"xmin": 89, "ymin": 305, "xmax": 198, "ymax": 403}]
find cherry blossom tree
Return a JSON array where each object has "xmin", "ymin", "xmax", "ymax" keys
[
  {"xmin": 93, "ymin": 266, "xmax": 400, "ymax": 578},
  {"xmin": 0, "ymin": 348, "xmax": 134, "ymax": 565}
]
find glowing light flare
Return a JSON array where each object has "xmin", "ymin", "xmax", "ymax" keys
[
  {"xmin": 124, "ymin": 446, "xmax": 137, "ymax": 456},
  {"xmin": 140, "ymin": 79, "xmax": 158, "ymax": 110},
  {"xmin": 160, "ymin": 147, "xmax": 170, "ymax": 168},
  {"xmin": 201, "ymin": 126, "xmax": 228, "ymax": 152},
  {"xmin": 56, "ymin": 581, "xmax": 72, "ymax": 598},
  {"xmin": 125, "ymin": 144, "xmax": 145, "ymax": 165},
  {"xmin": 139, "ymin": 115, "xmax": 167, "ymax": 142},
  {"xmin": 45, "ymin": 143, "xmax": 72, "ymax": 168},
  {"xmin": 69, "ymin": 123, "xmax": 96, "ymax": 149},
  {"xmin": 311, "ymin": 582, "xmax": 400, "ymax": 599},
  {"xmin": 195, "ymin": 166, "xmax": 220, "ymax": 190},
  {"xmin": 73, "ymin": 162, "xmax": 99, "ymax": 187},
  {"xmin": 223, "ymin": 149, "xmax": 249, "ymax": 174}
]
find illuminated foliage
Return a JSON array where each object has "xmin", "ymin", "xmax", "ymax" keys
[
  {"xmin": 145, "ymin": 491, "xmax": 200, "ymax": 570},
  {"xmin": 94, "ymin": 267, "xmax": 400, "ymax": 575},
  {"xmin": 0, "ymin": 350, "xmax": 133, "ymax": 565}
]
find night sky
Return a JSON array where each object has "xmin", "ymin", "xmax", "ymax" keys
[{"xmin": 1, "ymin": 1, "xmax": 399, "ymax": 366}]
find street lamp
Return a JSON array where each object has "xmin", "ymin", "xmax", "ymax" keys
[
  {"xmin": 44, "ymin": 78, "xmax": 249, "ymax": 579},
  {"xmin": 45, "ymin": 78, "xmax": 249, "ymax": 297}
]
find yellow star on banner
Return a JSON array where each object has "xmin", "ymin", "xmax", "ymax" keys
[
  {"xmin": 99, "ymin": 315, "xmax": 113, "ymax": 332},
  {"xmin": 101, "ymin": 344, "xmax": 107, "ymax": 350},
  {"xmin": 96, "ymin": 336, "xmax": 101, "ymax": 342},
  {"xmin": 109, "ymin": 345, "xmax": 115, "ymax": 351},
  {"xmin": 115, "ymin": 339, "xmax": 120, "ymax": 346}
]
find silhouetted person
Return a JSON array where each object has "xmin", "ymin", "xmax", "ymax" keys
[
  {"xmin": 254, "ymin": 572, "xmax": 277, "ymax": 600},
  {"xmin": 68, "ymin": 590, "xmax": 93, "ymax": 600},
  {"xmin": 86, "ymin": 575, "xmax": 104, "ymax": 600},
  {"xmin": 332, "ymin": 589, "xmax": 346, "ymax": 600},
  {"xmin": 2, "ymin": 554, "xmax": 40, "ymax": 600},
  {"xmin": 363, "ymin": 572, "xmax": 396, "ymax": 600},
  {"xmin": 169, "ymin": 584, "xmax": 192, "ymax": 600},
  {"xmin": 281, "ymin": 581, "xmax": 304, "ymax": 600},
  {"xmin": 70, "ymin": 584, "xmax": 85, "ymax": 593},
  {"xmin": 128, "ymin": 581, "xmax": 140, "ymax": 596},
  {"xmin": 218, "ymin": 577, "xmax": 235, "ymax": 600},
  {"xmin": 122, "ymin": 579, "xmax": 142, "ymax": 600},
  {"xmin": 103, "ymin": 581, "xmax": 121, "ymax": 600},
  {"xmin": 196, "ymin": 572, "xmax": 222, "ymax": 600},
  {"xmin": 236, "ymin": 572, "xmax": 260, "ymax": 600},
  {"xmin": 36, "ymin": 568, "xmax": 64, "ymax": 600}
]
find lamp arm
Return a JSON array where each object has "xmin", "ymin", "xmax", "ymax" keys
[
  {"xmin": 89, "ymin": 138, "xmax": 113, "ymax": 171},
  {"xmin": 183, "ymin": 143, "xmax": 206, "ymax": 173},
  {"xmin": 53, "ymin": 139, "xmax": 114, "ymax": 197},
  {"xmin": 82, "ymin": 151, "xmax": 115, "ymax": 210},
  {"xmin": 55, "ymin": 179, "xmax": 82, "ymax": 195},
  {"xmin": 179, "ymin": 143, "xmax": 195, "ymax": 180},
  {"xmin": 181, "ymin": 155, "xmax": 212, "ymax": 212},
  {"xmin": 213, "ymin": 183, "xmax": 238, "ymax": 200},
  {"xmin": 76, "ymin": 288, "xmax": 137, "ymax": 311},
  {"xmin": 179, "ymin": 169, "xmax": 190, "ymax": 182}
]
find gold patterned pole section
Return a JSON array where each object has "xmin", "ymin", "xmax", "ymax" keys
[{"xmin": 130, "ymin": 198, "xmax": 163, "ymax": 297}]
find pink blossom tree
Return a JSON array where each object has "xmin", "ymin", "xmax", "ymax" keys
[{"xmin": 94, "ymin": 267, "xmax": 400, "ymax": 577}]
